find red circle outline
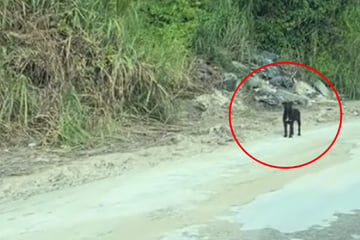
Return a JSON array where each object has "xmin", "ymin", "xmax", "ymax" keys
[{"xmin": 228, "ymin": 61, "xmax": 343, "ymax": 169}]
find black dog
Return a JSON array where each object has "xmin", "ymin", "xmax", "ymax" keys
[{"xmin": 282, "ymin": 101, "xmax": 301, "ymax": 138}]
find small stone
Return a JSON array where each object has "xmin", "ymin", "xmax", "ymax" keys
[{"xmin": 223, "ymin": 73, "xmax": 239, "ymax": 92}]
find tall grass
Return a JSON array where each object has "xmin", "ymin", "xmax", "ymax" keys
[
  {"xmin": 293, "ymin": 1, "xmax": 360, "ymax": 99},
  {"xmin": 246, "ymin": 0, "xmax": 360, "ymax": 100},
  {"xmin": 193, "ymin": 0, "xmax": 255, "ymax": 70},
  {"xmin": 329, "ymin": 3, "xmax": 360, "ymax": 99},
  {"xmin": 0, "ymin": 0, "xmax": 192, "ymax": 147},
  {"xmin": 0, "ymin": 0, "xmax": 359, "ymax": 148}
]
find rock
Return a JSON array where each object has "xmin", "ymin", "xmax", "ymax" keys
[
  {"xmin": 254, "ymin": 50, "xmax": 282, "ymax": 81},
  {"xmin": 260, "ymin": 50, "xmax": 279, "ymax": 62},
  {"xmin": 269, "ymin": 75, "xmax": 294, "ymax": 88},
  {"xmin": 254, "ymin": 94, "xmax": 281, "ymax": 106},
  {"xmin": 194, "ymin": 90, "xmax": 232, "ymax": 112},
  {"xmin": 253, "ymin": 84, "xmax": 279, "ymax": 105},
  {"xmin": 245, "ymin": 74, "xmax": 264, "ymax": 89},
  {"xmin": 254, "ymin": 82, "xmax": 277, "ymax": 94},
  {"xmin": 294, "ymin": 80, "xmax": 318, "ymax": 98},
  {"xmin": 276, "ymin": 88, "xmax": 310, "ymax": 106},
  {"xmin": 312, "ymin": 79, "xmax": 330, "ymax": 97},
  {"xmin": 263, "ymin": 65, "xmax": 281, "ymax": 80},
  {"xmin": 193, "ymin": 102, "xmax": 207, "ymax": 112},
  {"xmin": 256, "ymin": 50, "xmax": 279, "ymax": 66},
  {"xmin": 255, "ymin": 51, "xmax": 280, "ymax": 84},
  {"xmin": 223, "ymin": 72, "xmax": 240, "ymax": 92},
  {"xmin": 254, "ymin": 86, "xmax": 309, "ymax": 106}
]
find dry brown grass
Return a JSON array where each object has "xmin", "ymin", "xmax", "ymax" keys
[{"xmin": 0, "ymin": 0, "xmax": 185, "ymax": 147}]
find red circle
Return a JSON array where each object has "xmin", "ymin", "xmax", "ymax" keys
[{"xmin": 228, "ymin": 61, "xmax": 343, "ymax": 169}]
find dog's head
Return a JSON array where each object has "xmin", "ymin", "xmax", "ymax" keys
[{"xmin": 282, "ymin": 101, "xmax": 294, "ymax": 111}]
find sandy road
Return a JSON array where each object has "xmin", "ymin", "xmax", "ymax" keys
[{"xmin": 0, "ymin": 118, "xmax": 359, "ymax": 240}]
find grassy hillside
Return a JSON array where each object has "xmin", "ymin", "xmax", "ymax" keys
[{"xmin": 0, "ymin": 0, "xmax": 359, "ymax": 147}]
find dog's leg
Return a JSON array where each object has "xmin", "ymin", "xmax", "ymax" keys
[
  {"xmin": 283, "ymin": 121, "xmax": 287, "ymax": 137},
  {"xmin": 289, "ymin": 121, "xmax": 294, "ymax": 138},
  {"xmin": 297, "ymin": 119, "xmax": 301, "ymax": 136}
]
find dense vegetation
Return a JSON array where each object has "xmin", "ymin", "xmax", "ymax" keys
[{"xmin": 0, "ymin": 0, "xmax": 359, "ymax": 146}]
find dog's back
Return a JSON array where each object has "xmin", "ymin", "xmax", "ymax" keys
[{"xmin": 283, "ymin": 102, "xmax": 296, "ymax": 121}]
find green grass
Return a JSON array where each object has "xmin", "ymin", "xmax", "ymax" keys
[
  {"xmin": 193, "ymin": 0, "xmax": 255, "ymax": 69},
  {"xmin": 0, "ymin": 0, "xmax": 193, "ymax": 146},
  {"xmin": 290, "ymin": 1, "xmax": 360, "ymax": 99},
  {"xmin": 58, "ymin": 87, "xmax": 91, "ymax": 146}
]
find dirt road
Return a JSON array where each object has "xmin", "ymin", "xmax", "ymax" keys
[{"xmin": 1, "ymin": 116, "xmax": 359, "ymax": 240}]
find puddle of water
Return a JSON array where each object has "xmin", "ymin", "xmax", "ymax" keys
[{"xmin": 221, "ymin": 157, "xmax": 360, "ymax": 233}]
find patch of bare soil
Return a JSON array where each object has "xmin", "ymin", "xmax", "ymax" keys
[{"xmin": 0, "ymin": 90, "xmax": 358, "ymax": 203}]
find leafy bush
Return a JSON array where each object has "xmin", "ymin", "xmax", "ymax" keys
[{"xmin": 193, "ymin": 0, "xmax": 254, "ymax": 69}]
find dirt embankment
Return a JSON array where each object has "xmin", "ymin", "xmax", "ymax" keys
[{"xmin": 0, "ymin": 90, "xmax": 358, "ymax": 204}]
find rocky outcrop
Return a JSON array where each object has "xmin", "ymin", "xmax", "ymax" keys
[
  {"xmin": 253, "ymin": 82, "xmax": 310, "ymax": 106},
  {"xmin": 220, "ymin": 51, "xmax": 332, "ymax": 107},
  {"xmin": 269, "ymin": 75, "xmax": 295, "ymax": 88},
  {"xmin": 245, "ymin": 74, "xmax": 264, "ymax": 89},
  {"xmin": 294, "ymin": 80, "xmax": 317, "ymax": 98},
  {"xmin": 256, "ymin": 51, "xmax": 281, "ymax": 81},
  {"xmin": 256, "ymin": 50, "xmax": 279, "ymax": 66}
]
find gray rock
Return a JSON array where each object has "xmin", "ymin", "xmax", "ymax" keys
[
  {"xmin": 245, "ymin": 74, "xmax": 264, "ymax": 89},
  {"xmin": 254, "ymin": 94, "xmax": 281, "ymax": 106},
  {"xmin": 254, "ymin": 50, "xmax": 282, "ymax": 81},
  {"xmin": 253, "ymin": 84, "xmax": 280, "ymax": 105},
  {"xmin": 256, "ymin": 50, "xmax": 279, "ymax": 64},
  {"xmin": 312, "ymin": 79, "xmax": 330, "ymax": 97},
  {"xmin": 254, "ymin": 83, "xmax": 277, "ymax": 94},
  {"xmin": 223, "ymin": 73, "xmax": 240, "ymax": 92},
  {"xmin": 260, "ymin": 50, "xmax": 279, "ymax": 62},
  {"xmin": 254, "ymin": 86, "xmax": 309, "ymax": 106},
  {"xmin": 262, "ymin": 65, "xmax": 281, "ymax": 80},
  {"xmin": 269, "ymin": 75, "xmax": 294, "ymax": 88},
  {"xmin": 294, "ymin": 80, "xmax": 318, "ymax": 98},
  {"xmin": 256, "ymin": 56, "xmax": 272, "ymax": 67},
  {"xmin": 276, "ymin": 88, "xmax": 310, "ymax": 106},
  {"xmin": 194, "ymin": 90, "xmax": 230, "ymax": 111}
]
